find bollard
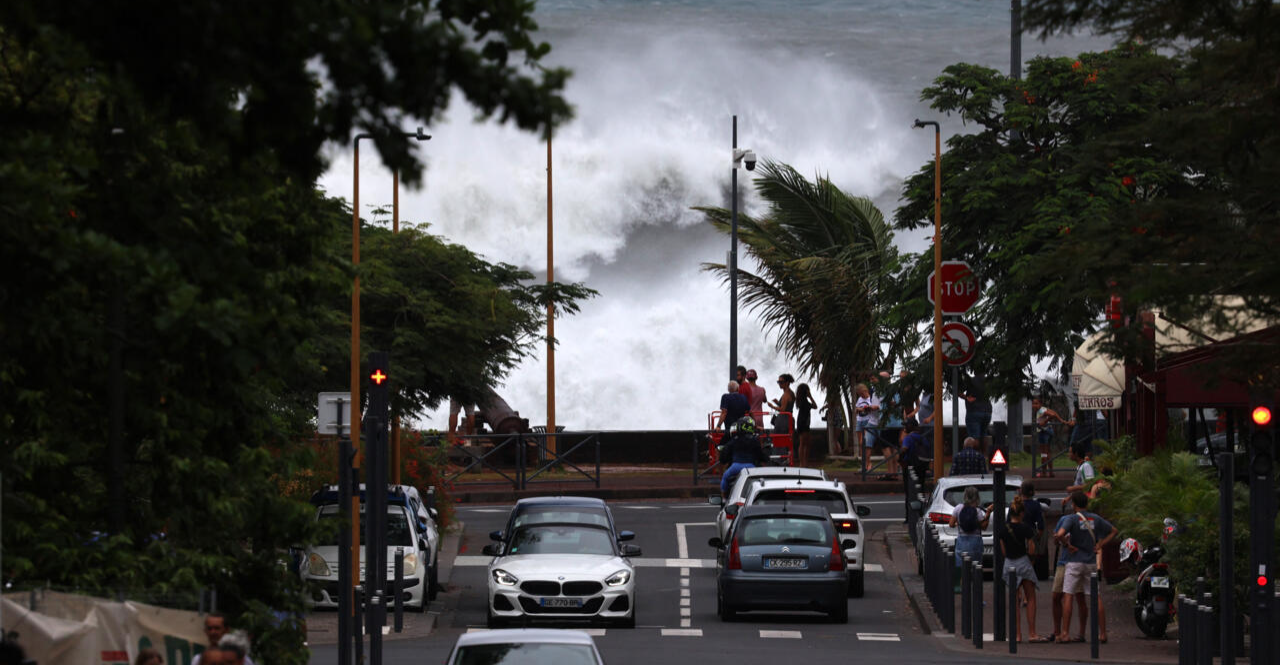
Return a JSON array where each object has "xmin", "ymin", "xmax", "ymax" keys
[
  {"xmin": 943, "ymin": 545, "xmax": 955, "ymax": 632},
  {"xmin": 353, "ymin": 585, "xmax": 365, "ymax": 665},
  {"xmin": 1182, "ymin": 598, "xmax": 1198, "ymax": 665},
  {"xmin": 1196, "ymin": 605, "xmax": 1213, "ymax": 665},
  {"xmin": 961, "ymin": 553, "xmax": 972, "ymax": 638},
  {"xmin": 973, "ymin": 560, "xmax": 984, "ymax": 649},
  {"xmin": 1175, "ymin": 596, "xmax": 1187, "ymax": 665},
  {"xmin": 368, "ymin": 593, "xmax": 383, "ymax": 665},
  {"xmin": 1008, "ymin": 569, "xmax": 1018, "ymax": 653},
  {"xmin": 393, "ymin": 547, "xmax": 404, "ymax": 633},
  {"xmin": 1090, "ymin": 571, "xmax": 1100, "ymax": 659},
  {"xmin": 925, "ymin": 527, "xmax": 935, "ymax": 606}
]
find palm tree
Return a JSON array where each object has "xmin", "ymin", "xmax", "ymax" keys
[{"xmin": 696, "ymin": 160, "xmax": 900, "ymax": 454}]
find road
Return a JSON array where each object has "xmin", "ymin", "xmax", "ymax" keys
[{"xmin": 308, "ymin": 493, "xmax": 1072, "ymax": 665}]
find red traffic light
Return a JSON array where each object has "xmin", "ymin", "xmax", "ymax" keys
[
  {"xmin": 1258, "ymin": 575, "xmax": 1269, "ymax": 587},
  {"xmin": 1253, "ymin": 406, "xmax": 1273, "ymax": 427},
  {"xmin": 989, "ymin": 449, "xmax": 1008, "ymax": 467},
  {"xmin": 370, "ymin": 369, "xmax": 387, "ymax": 385}
]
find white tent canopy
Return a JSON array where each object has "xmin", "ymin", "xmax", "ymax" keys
[{"xmin": 1072, "ymin": 331, "xmax": 1123, "ymax": 410}]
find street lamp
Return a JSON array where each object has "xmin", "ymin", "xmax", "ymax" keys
[
  {"xmin": 912, "ymin": 118, "xmax": 944, "ymax": 483},
  {"xmin": 729, "ymin": 115, "xmax": 757, "ymax": 379},
  {"xmin": 390, "ymin": 128, "xmax": 431, "ymax": 485}
]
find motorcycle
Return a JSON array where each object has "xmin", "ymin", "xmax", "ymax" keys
[{"xmin": 1120, "ymin": 517, "xmax": 1179, "ymax": 638}]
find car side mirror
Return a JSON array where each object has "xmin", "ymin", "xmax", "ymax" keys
[
  {"xmin": 708, "ymin": 495, "xmax": 724, "ymax": 506},
  {"xmin": 489, "ymin": 530, "xmax": 503, "ymax": 542},
  {"xmin": 428, "ymin": 507, "xmax": 439, "ymax": 520},
  {"xmin": 855, "ymin": 505, "xmax": 871, "ymax": 517},
  {"xmin": 909, "ymin": 500, "xmax": 923, "ymax": 512},
  {"xmin": 481, "ymin": 544, "xmax": 500, "ymax": 557},
  {"xmin": 617, "ymin": 530, "xmax": 635, "ymax": 542},
  {"xmin": 418, "ymin": 539, "xmax": 428, "ymax": 552},
  {"xmin": 724, "ymin": 504, "xmax": 740, "ymax": 517},
  {"xmin": 707, "ymin": 537, "xmax": 723, "ymax": 549},
  {"xmin": 620, "ymin": 544, "xmax": 642, "ymax": 557},
  {"xmin": 841, "ymin": 539, "xmax": 856, "ymax": 550},
  {"xmin": 1038, "ymin": 497, "xmax": 1051, "ymax": 507}
]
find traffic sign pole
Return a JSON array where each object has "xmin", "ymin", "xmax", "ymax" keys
[{"xmin": 991, "ymin": 448, "xmax": 1009, "ymax": 642}]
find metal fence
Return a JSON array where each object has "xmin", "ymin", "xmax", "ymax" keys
[{"xmin": 440, "ymin": 431, "xmax": 600, "ymax": 490}]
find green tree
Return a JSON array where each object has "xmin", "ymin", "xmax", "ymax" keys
[{"xmin": 696, "ymin": 161, "xmax": 899, "ymax": 434}]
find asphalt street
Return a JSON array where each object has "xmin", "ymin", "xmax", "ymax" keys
[{"xmin": 308, "ymin": 492, "xmax": 1072, "ymax": 665}]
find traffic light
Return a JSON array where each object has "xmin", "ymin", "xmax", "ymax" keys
[
  {"xmin": 989, "ymin": 448, "xmax": 1008, "ymax": 469},
  {"xmin": 1251, "ymin": 398, "xmax": 1274, "ymax": 477},
  {"xmin": 367, "ymin": 351, "xmax": 390, "ymax": 425},
  {"xmin": 1248, "ymin": 393, "xmax": 1276, "ymax": 664}
]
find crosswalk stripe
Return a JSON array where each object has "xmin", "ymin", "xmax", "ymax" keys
[
  {"xmin": 760, "ymin": 630, "xmax": 802, "ymax": 639},
  {"xmin": 864, "ymin": 563, "xmax": 884, "ymax": 572},
  {"xmin": 857, "ymin": 633, "xmax": 901, "ymax": 641},
  {"xmin": 661, "ymin": 628, "xmax": 703, "ymax": 636}
]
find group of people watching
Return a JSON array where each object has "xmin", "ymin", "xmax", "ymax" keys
[{"xmin": 716, "ymin": 365, "xmax": 819, "ymax": 465}]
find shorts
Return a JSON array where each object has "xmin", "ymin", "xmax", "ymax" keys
[
  {"xmin": 1052, "ymin": 563, "xmax": 1066, "ymax": 594},
  {"xmin": 1004, "ymin": 555, "xmax": 1038, "ymax": 588},
  {"xmin": 862, "ymin": 428, "xmax": 880, "ymax": 447},
  {"xmin": 1062, "ymin": 562, "xmax": 1095, "ymax": 595}
]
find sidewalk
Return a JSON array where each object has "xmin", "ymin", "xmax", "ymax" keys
[
  {"xmin": 881, "ymin": 525, "xmax": 1180, "ymax": 664},
  {"xmin": 447, "ymin": 463, "xmax": 1076, "ymax": 503}
]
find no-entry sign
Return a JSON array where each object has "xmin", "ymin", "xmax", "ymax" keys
[
  {"xmin": 928, "ymin": 261, "xmax": 980, "ymax": 315},
  {"xmin": 940, "ymin": 321, "xmax": 977, "ymax": 366}
]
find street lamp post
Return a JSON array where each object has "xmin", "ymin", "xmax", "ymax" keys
[
  {"xmin": 729, "ymin": 115, "xmax": 757, "ymax": 379},
  {"xmin": 913, "ymin": 119, "xmax": 944, "ymax": 482},
  {"xmin": 349, "ymin": 131, "xmax": 372, "ymax": 653},
  {"xmin": 390, "ymin": 128, "xmax": 431, "ymax": 485}
]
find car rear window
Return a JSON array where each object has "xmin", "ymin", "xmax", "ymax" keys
[
  {"xmin": 942, "ymin": 487, "xmax": 1017, "ymax": 508},
  {"xmin": 454, "ymin": 643, "xmax": 598, "ymax": 665},
  {"xmin": 736, "ymin": 516, "xmax": 832, "ymax": 546},
  {"xmin": 751, "ymin": 489, "xmax": 849, "ymax": 516}
]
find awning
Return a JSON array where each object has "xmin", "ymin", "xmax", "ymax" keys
[
  {"xmin": 1078, "ymin": 354, "xmax": 1123, "ymax": 410},
  {"xmin": 1071, "ymin": 333, "xmax": 1105, "ymax": 391}
]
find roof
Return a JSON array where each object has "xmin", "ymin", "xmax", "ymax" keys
[
  {"xmin": 738, "ymin": 503, "xmax": 831, "ymax": 520},
  {"xmin": 310, "ymin": 487, "xmax": 410, "ymax": 507},
  {"xmin": 739, "ymin": 466, "xmax": 825, "ymax": 480},
  {"xmin": 453, "ymin": 628, "xmax": 597, "ymax": 647},
  {"xmin": 515, "ymin": 496, "xmax": 607, "ymax": 507},
  {"xmin": 934, "ymin": 475, "xmax": 1024, "ymax": 489}
]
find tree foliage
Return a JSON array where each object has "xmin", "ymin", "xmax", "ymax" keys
[{"xmin": 696, "ymin": 161, "xmax": 901, "ymax": 421}]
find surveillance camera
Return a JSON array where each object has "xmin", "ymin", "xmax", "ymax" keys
[{"xmin": 744, "ymin": 151, "xmax": 757, "ymax": 171}]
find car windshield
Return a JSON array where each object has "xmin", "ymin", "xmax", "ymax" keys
[
  {"xmin": 506, "ymin": 524, "xmax": 615, "ymax": 556},
  {"xmin": 512, "ymin": 506, "xmax": 611, "ymax": 530},
  {"xmin": 751, "ymin": 489, "xmax": 848, "ymax": 516},
  {"xmin": 736, "ymin": 516, "xmax": 832, "ymax": 546},
  {"xmin": 318, "ymin": 505, "xmax": 414, "ymax": 547},
  {"xmin": 453, "ymin": 643, "xmax": 598, "ymax": 665},
  {"xmin": 942, "ymin": 487, "xmax": 1018, "ymax": 508}
]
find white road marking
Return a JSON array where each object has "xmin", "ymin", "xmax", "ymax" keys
[
  {"xmin": 661, "ymin": 628, "xmax": 703, "ymax": 636},
  {"xmin": 381, "ymin": 626, "xmax": 391, "ymax": 635},
  {"xmin": 933, "ymin": 633, "xmax": 955, "ymax": 638},
  {"xmin": 618, "ymin": 506, "xmax": 660, "ymax": 510},
  {"xmin": 857, "ymin": 633, "xmax": 901, "ymax": 642},
  {"xmin": 582, "ymin": 629, "xmax": 607, "ymax": 636},
  {"xmin": 680, "ymin": 618, "xmax": 691, "ymax": 628},
  {"xmin": 862, "ymin": 518, "xmax": 908, "ymax": 523},
  {"xmin": 679, "ymin": 607, "xmax": 691, "ymax": 617},
  {"xmin": 466, "ymin": 628, "xmax": 490, "ymax": 633},
  {"xmin": 760, "ymin": 630, "xmax": 802, "ymax": 639},
  {"xmin": 680, "ymin": 589, "xmax": 690, "ymax": 597},
  {"xmin": 454, "ymin": 555, "xmax": 494, "ymax": 566},
  {"xmin": 679, "ymin": 598, "xmax": 690, "ymax": 607},
  {"xmin": 864, "ymin": 563, "xmax": 884, "ymax": 572},
  {"xmin": 676, "ymin": 522, "xmax": 714, "ymax": 559},
  {"xmin": 680, "ymin": 578, "xmax": 689, "ymax": 587},
  {"xmin": 680, "ymin": 567, "xmax": 690, "ymax": 576}
]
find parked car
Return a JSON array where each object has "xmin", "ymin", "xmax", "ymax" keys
[
  {"xmin": 710, "ymin": 466, "xmax": 828, "ymax": 541},
  {"xmin": 446, "ymin": 628, "xmax": 604, "ymax": 665},
  {"xmin": 302, "ymin": 486, "xmax": 433, "ymax": 611},
  {"xmin": 708, "ymin": 504, "xmax": 852, "ymax": 622},
  {"xmin": 912, "ymin": 474, "xmax": 1054, "ymax": 578},
  {"xmin": 311, "ymin": 484, "xmax": 442, "ymax": 599},
  {"xmin": 483, "ymin": 497, "xmax": 640, "ymax": 628},
  {"xmin": 738, "ymin": 477, "xmax": 871, "ymax": 597}
]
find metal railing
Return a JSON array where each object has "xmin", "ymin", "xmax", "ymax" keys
[{"xmin": 441, "ymin": 432, "xmax": 599, "ymax": 490}]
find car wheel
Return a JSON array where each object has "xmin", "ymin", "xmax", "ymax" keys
[
  {"xmin": 717, "ymin": 591, "xmax": 736, "ymax": 622},
  {"xmin": 847, "ymin": 571, "xmax": 865, "ymax": 598},
  {"xmin": 617, "ymin": 597, "xmax": 636, "ymax": 628},
  {"xmin": 916, "ymin": 547, "xmax": 924, "ymax": 575},
  {"xmin": 428, "ymin": 558, "xmax": 440, "ymax": 600},
  {"xmin": 830, "ymin": 601, "xmax": 849, "ymax": 624}
]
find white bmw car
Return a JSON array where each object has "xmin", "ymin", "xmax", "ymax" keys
[{"xmin": 485, "ymin": 520, "xmax": 640, "ymax": 628}]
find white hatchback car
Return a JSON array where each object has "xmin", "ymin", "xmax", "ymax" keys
[
  {"xmin": 912, "ymin": 474, "xmax": 1024, "ymax": 570},
  {"xmin": 739, "ymin": 477, "xmax": 872, "ymax": 597},
  {"xmin": 446, "ymin": 628, "xmax": 604, "ymax": 665},
  {"xmin": 711, "ymin": 466, "xmax": 827, "ymax": 541},
  {"xmin": 484, "ymin": 515, "xmax": 640, "ymax": 627}
]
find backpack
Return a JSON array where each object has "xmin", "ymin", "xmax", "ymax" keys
[{"xmin": 958, "ymin": 505, "xmax": 981, "ymax": 533}]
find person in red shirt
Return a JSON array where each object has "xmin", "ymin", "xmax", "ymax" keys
[{"xmin": 745, "ymin": 369, "xmax": 767, "ymax": 428}]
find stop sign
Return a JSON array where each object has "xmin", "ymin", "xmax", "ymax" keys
[{"xmin": 928, "ymin": 261, "xmax": 979, "ymax": 315}]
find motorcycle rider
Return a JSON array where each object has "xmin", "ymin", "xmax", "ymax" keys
[{"xmin": 720, "ymin": 416, "xmax": 766, "ymax": 497}]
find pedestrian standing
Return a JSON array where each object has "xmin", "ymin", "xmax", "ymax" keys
[
  {"xmin": 917, "ymin": 390, "xmax": 935, "ymax": 445},
  {"xmin": 736, "ymin": 366, "xmax": 752, "ymax": 401},
  {"xmin": 793, "ymin": 382, "xmax": 818, "ymax": 465},
  {"xmin": 1019, "ymin": 480, "xmax": 1046, "ymax": 536},
  {"xmin": 1064, "ymin": 442, "xmax": 1096, "ymax": 497},
  {"xmin": 769, "ymin": 374, "xmax": 795, "ymax": 434},
  {"xmin": 1054, "ymin": 491, "xmax": 1116, "ymax": 644},
  {"xmin": 962, "ymin": 373, "xmax": 993, "ymax": 447},
  {"xmin": 999, "ymin": 496, "xmax": 1047, "ymax": 642},
  {"xmin": 717, "ymin": 380, "xmax": 750, "ymax": 433},
  {"xmin": 876, "ymin": 372, "xmax": 904, "ymax": 480},
  {"xmin": 950, "ymin": 437, "xmax": 987, "ymax": 476},
  {"xmin": 899, "ymin": 419, "xmax": 932, "ymax": 515},
  {"xmin": 854, "ymin": 383, "xmax": 881, "ymax": 472},
  {"xmin": 134, "ymin": 649, "xmax": 163, "ymax": 665},
  {"xmin": 1032, "ymin": 397, "xmax": 1067, "ymax": 477},
  {"xmin": 949, "ymin": 485, "xmax": 989, "ymax": 588},
  {"xmin": 192, "ymin": 615, "xmax": 257, "ymax": 665},
  {"xmin": 745, "ymin": 369, "xmax": 767, "ymax": 429}
]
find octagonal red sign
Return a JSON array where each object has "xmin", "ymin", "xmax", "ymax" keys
[{"xmin": 928, "ymin": 261, "xmax": 980, "ymax": 315}]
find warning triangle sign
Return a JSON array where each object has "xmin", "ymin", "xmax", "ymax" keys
[{"xmin": 990, "ymin": 449, "xmax": 1008, "ymax": 467}]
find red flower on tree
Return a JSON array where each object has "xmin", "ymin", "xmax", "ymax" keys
[{"xmin": 1122, "ymin": 175, "xmax": 1136, "ymax": 187}]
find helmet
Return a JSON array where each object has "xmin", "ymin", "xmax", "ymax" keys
[
  {"xmin": 1119, "ymin": 538, "xmax": 1141, "ymax": 566},
  {"xmin": 731, "ymin": 416, "xmax": 757, "ymax": 436}
]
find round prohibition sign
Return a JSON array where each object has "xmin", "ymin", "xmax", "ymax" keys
[{"xmin": 940, "ymin": 321, "xmax": 977, "ymax": 366}]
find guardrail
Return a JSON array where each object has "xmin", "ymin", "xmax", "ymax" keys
[{"xmin": 440, "ymin": 432, "xmax": 600, "ymax": 490}]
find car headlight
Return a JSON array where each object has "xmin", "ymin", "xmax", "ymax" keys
[
  {"xmin": 402, "ymin": 553, "xmax": 418, "ymax": 575},
  {"xmin": 604, "ymin": 570, "xmax": 631, "ymax": 587},
  {"xmin": 307, "ymin": 553, "xmax": 331, "ymax": 577},
  {"xmin": 492, "ymin": 568, "xmax": 519, "ymax": 586}
]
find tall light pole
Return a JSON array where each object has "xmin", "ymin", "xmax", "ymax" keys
[
  {"xmin": 729, "ymin": 116, "xmax": 756, "ymax": 379},
  {"xmin": 546, "ymin": 128, "xmax": 557, "ymax": 454},
  {"xmin": 349, "ymin": 131, "xmax": 372, "ymax": 631},
  {"xmin": 913, "ymin": 119, "xmax": 944, "ymax": 481},
  {"xmin": 390, "ymin": 127, "xmax": 431, "ymax": 485}
]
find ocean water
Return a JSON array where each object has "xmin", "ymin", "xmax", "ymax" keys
[{"xmin": 316, "ymin": 0, "xmax": 1110, "ymax": 430}]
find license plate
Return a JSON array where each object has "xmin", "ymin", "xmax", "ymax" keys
[
  {"xmin": 1150, "ymin": 577, "xmax": 1170, "ymax": 589},
  {"xmin": 539, "ymin": 597, "xmax": 584, "ymax": 608},
  {"xmin": 764, "ymin": 557, "xmax": 808, "ymax": 569}
]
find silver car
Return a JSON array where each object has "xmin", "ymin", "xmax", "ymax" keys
[
  {"xmin": 446, "ymin": 628, "xmax": 604, "ymax": 665},
  {"xmin": 913, "ymin": 475, "xmax": 1024, "ymax": 570},
  {"xmin": 710, "ymin": 466, "xmax": 827, "ymax": 541}
]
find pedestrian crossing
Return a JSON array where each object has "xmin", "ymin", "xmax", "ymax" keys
[{"xmin": 465, "ymin": 626, "xmax": 905, "ymax": 641}]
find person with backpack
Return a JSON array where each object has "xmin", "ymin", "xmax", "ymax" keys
[
  {"xmin": 899, "ymin": 418, "xmax": 932, "ymax": 511},
  {"xmin": 949, "ymin": 485, "xmax": 989, "ymax": 587},
  {"xmin": 719, "ymin": 416, "xmax": 766, "ymax": 497},
  {"xmin": 1053, "ymin": 490, "xmax": 1116, "ymax": 644}
]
